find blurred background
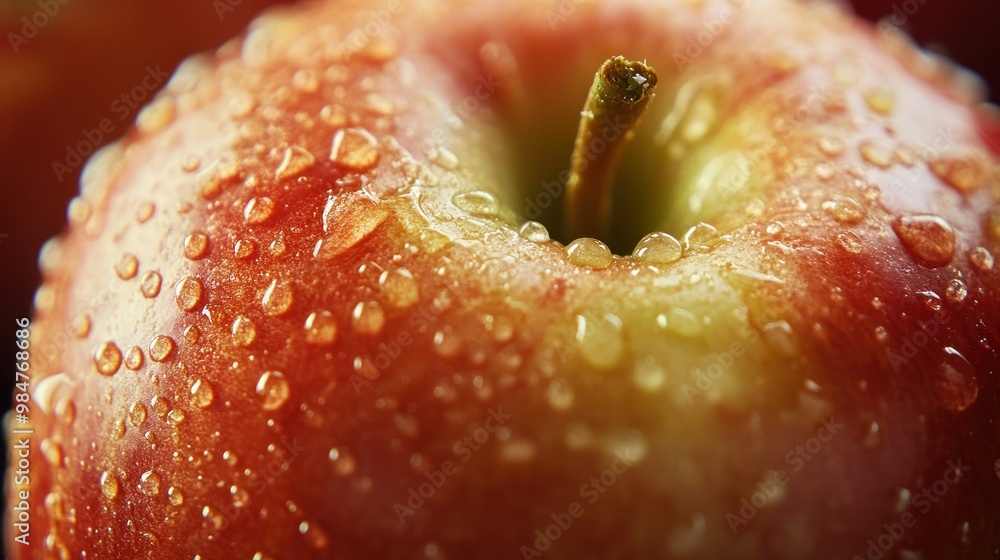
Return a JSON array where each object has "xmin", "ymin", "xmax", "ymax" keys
[{"xmin": 0, "ymin": 0, "xmax": 998, "ymax": 421}]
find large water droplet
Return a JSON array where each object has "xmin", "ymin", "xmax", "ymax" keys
[
  {"xmin": 275, "ymin": 146, "xmax": 316, "ymax": 180},
  {"xmin": 632, "ymin": 232, "xmax": 682, "ymax": 264},
  {"xmin": 352, "ymin": 301, "xmax": 385, "ymax": 335},
  {"xmin": 566, "ymin": 238, "xmax": 613, "ymax": 269},
  {"xmin": 183, "ymin": 232, "xmax": 209, "ymax": 260},
  {"xmin": 175, "ymin": 277, "xmax": 204, "ymax": 311},
  {"xmin": 452, "ymin": 191, "xmax": 499, "ymax": 217},
  {"xmin": 518, "ymin": 221, "xmax": 550, "ymax": 243},
  {"xmin": 262, "ymin": 279, "xmax": 294, "ymax": 316},
  {"xmin": 682, "ymin": 222, "xmax": 718, "ymax": 251},
  {"xmin": 232, "ymin": 316, "xmax": 257, "ymax": 347},
  {"xmin": 330, "ymin": 128, "xmax": 379, "ymax": 171},
  {"xmin": 244, "ymin": 197, "xmax": 276, "ymax": 225},
  {"xmin": 821, "ymin": 196, "xmax": 864, "ymax": 224},
  {"xmin": 256, "ymin": 371, "xmax": 290, "ymax": 411},
  {"xmin": 94, "ymin": 342, "xmax": 122, "ymax": 376},
  {"xmin": 140, "ymin": 270, "xmax": 163, "ymax": 298},
  {"xmin": 934, "ymin": 347, "xmax": 977, "ymax": 411},
  {"xmin": 379, "ymin": 269, "xmax": 419, "ymax": 309},
  {"xmin": 148, "ymin": 335, "xmax": 176, "ymax": 362},
  {"xmin": 304, "ymin": 310, "xmax": 337, "ymax": 345},
  {"xmin": 893, "ymin": 214, "xmax": 956, "ymax": 268}
]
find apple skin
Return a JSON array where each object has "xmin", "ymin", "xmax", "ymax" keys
[{"xmin": 6, "ymin": 0, "xmax": 1000, "ymax": 559}]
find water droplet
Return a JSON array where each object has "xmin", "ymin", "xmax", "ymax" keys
[
  {"xmin": 304, "ymin": 310, "xmax": 338, "ymax": 345},
  {"xmin": 859, "ymin": 140, "xmax": 893, "ymax": 168},
  {"xmin": 969, "ymin": 246, "xmax": 994, "ymax": 272},
  {"xmin": 124, "ymin": 346, "xmax": 144, "ymax": 370},
  {"xmin": 111, "ymin": 419, "xmax": 126, "ymax": 439},
  {"xmin": 150, "ymin": 395, "xmax": 170, "ymax": 418},
  {"xmin": 633, "ymin": 359, "xmax": 666, "ymax": 393},
  {"xmin": 276, "ymin": 146, "xmax": 316, "ymax": 179},
  {"xmin": 546, "ymin": 379, "xmax": 574, "ymax": 410},
  {"xmin": 814, "ymin": 163, "xmax": 835, "ymax": 180},
  {"xmin": 70, "ymin": 314, "xmax": 91, "ymax": 338},
  {"xmin": 862, "ymin": 421, "xmax": 882, "ymax": 448},
  {"xmin": 232, "ymin": 316, "xmax": 257, "ymax": 347},
  {"xmin": 148, "ymin": 335, "xmax": 176, "ymax": 362},
  {"xmin": 864, "ymin": 87, "xmax": 895, "ymax": 115},
  {"xmin": 231, "ymin": 485, "xmax": 250, "ymax": 508},
  {"xmin": 632, "ymin": 232, "xmax": 682, "ymax": 264},
  {"xmin": 818, "ymin": 137, "xmax": 844, "ymax": 156},
  {"xmin": 328, "ymin": 447, "xmax": 356, "ymax": 476},
  {"xmin": 244, "ymin": 197, "xmax": 276, "ymax": 225},
  {"xmin": 352, "ymin": 301, "xmax": 385, "ymax": 335},
  {"xmin": 175, "ymin": 277, "xmax": 204, "ymax": 311},
  {"xmin": 575, "ymin": 313, "xmax": 624, "ymax": 370},
  {"xmin": 136, "ymin": 201, "xmax": 155, "ymax": 223},
  {"xmin": 140, "ymin": 271, "xmax": 162, "ymax": 298},
  {"xmin": 893, "ymin": 214, "xmax": 956, "ymax": 268},
  {"xmin": 203, "ymin": 506, "xmax": 225, "ymax": 530},
  {"xmin": 874, "ymin": 326, "xmax": 888, "ymax": 342},
  {"xmin": 432, "ymin": 328, "xmax": 461, "ymax": 357},
  {"xmin": 933, "ymin": 347, "xmax": 977, "ymax": 412},
  {"xmin": 499, "ymin": 439, "xmax": 537, "ymax": 464},
  {"xmin": 452, "ymin": 190, "xmax": 499, "ymax": 217},
  {"xmin": 235, "ymin": 239, "xmax": 257, "ymax": 260},
  {"xmin": 918, "ymin": 291, "xmax": 942, "ymax": 311},
  {"xmin": 94, "ymin": 342, "xmax": 122, "ymax": 376},
  {"xmin": 987, "ymin": 206, "xmax": 1000, "ymax": 241},
  {"xmin": 945, "ymin": 279, "xmax": 968, "ymax": 303},
  {"xmin": 518, "ymin": 221, "xmax": 550, "ymax": 243},
  {"xmin": 129, "ymin": 402, "xmax": 148, "ymax": 428},
  {"xmin": 837, "ymin": 231, "xmax": 864, "ymax": 253},
  {"xmin": 100, "ymin": 471, "xmax": 119, "ymax": 499},
  {"xmin": 167, "ymin": 408, "xmax": 186, "ymax": 425},
  {"xmin": 682, "ymin": 222, "xmax": 719, "ymax": 251},
  {"xmin": 429, "ymin": 146, "xmax": 459, "ymax": 170},
  {"xmin": 660, "ymin": 307, "xmax": 703, "ymax": 337},
  {"xmin": 821, "ymin": 196, "xmax": 864, "ymax": 224},
  {"xmin": 184, "ymin": 325, "xmax": 200, "ymax": 345},
  {"xmin": 115, "ymin": 253, "xmax": 139, "ymax": 280},
  {"xmin": 67, "ymin": 197, "xmax": 92, "ymax": 226},
  {"xmin": 40, "ymin": 438, "xmax": 63, "ymax": 467},
  {"xmin": 191, "ymin": 379, "xmax": 214, "ymax": 408},
  {"xmin": 299, "ymin": 521, "xmax": 330, "ymax": 550},
  {"xmin": 168, "ymin": 486, "xmax": 184, "ymax": 506},
  {"xmin": 762, "ymin": 321, "xmax": 797, "ymax": 356},
  {"xmin": 183, "ymin": 232, "xmax": 209, "ymax": 260},
  {"xmin": 566, "ymin": 238, "xmax": 613, "ymax": 269},
  {"xmin": 929, "ymin": 154, "xmax": 984, "ymax": 193},
  {"xmin": 256, "ymin": 371, "xmax": 290, "ymax": 411},
  {"xmin": 138, "ymin": 470, "xmax": 162, "ymax": 496},
  {"xmin": 330, "ymin": 128, "xmax": 379, "ymax": 171},
  {"xmin": 379, "ymin": 269, "xmax": 419, "ymax": 308},
  {"xmin": 262, "ymin": 279, "xmax": 294, "ymax": 316}
]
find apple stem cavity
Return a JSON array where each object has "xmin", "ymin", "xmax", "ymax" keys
[{"xmin": 566, "ymin": 56, "xmax": 658, "ymax": 241}]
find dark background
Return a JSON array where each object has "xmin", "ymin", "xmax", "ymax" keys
[{"xmin": 0, "ymin": 0, "xmax": 998, "ymax": 423}]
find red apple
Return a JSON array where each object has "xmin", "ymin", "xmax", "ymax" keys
[{"xmin": 6, "ymin": 0, "xmax": 1000, "ymax": 558}]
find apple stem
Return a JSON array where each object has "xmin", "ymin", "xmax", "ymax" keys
[{"xmin": 566, "ymin": 56, "xmax": 657, "ymax": 241}]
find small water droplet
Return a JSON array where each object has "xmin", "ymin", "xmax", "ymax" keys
[
  {"xmin": 918, "ymin": 291, "xmax": 942, "ymax": 311},
  {"xmin": 138, "ymin": 470, "xmax": 162, "ymax": 496},
  {"xmin": 429, "ymin": 146, "xmax": 459, "ymax": 170},
  {"xmin": 235, "ymin": 239, "xmax": 257, "ymax": 260},
  {"xmin": 864, "ymin": 87, "xmax": 895, "ymax": 115},
  {"xmin": 129, "ymin": 402, "xmax": 148, "ymax": 429},
  {"xmin": 174, "ymin": 277, "xmax": 204, "ymax": 311},
  {"xmin": 945, "ymin": 278, "xmax": 968, "ymax": 303},
  {"xmin": 929, "ymin": 154, "xmax": 984, "ymax": 193},
  {"xmin": 432, "ymin": 328, "xmax": 461, "ymax": 357},
  {"xmin": 299, "ymin": 521, "xmax": 330, "ymax": 550},
  {"xmin": 893, "ymin": 214, "xmax": 956, "ymax": 268},
  {"xmin": 822, "ymin": 196, "xmax": 864, "ymax": 224},
  {"xmin": 874, "ymin": 326, "xmax": 888, "ymax": 342},
  {"xmin": 136, "ymin": 201, "xmax": 155, "ymax": 223},
  {"xmin": 140, "ymin": 270, "xmax": 162, "ymax": 298},
  {"xmin": 330, "ymin": 128, "xmax": 379, "ymax": 171},
  {"xmin": 262, "ymin": 279, "xmax": 294, "ymax": 316},
  {"xmin": 934, "ymin": 347, "xmax": 977, "ymax": 411},
  {"xmin": 256, "ymin": 371, "xmax": 290, "ymax": 411},
  {"xmin": 452, "ymin": 191, "xmax": 499, "ymax": 217},
  {"xmin": 244, "ymin": 197, "xmax": 276, "ymax": 225},
  {"xmin": 40, "ymin": 438, "xmax": 63, "ymax": 467},
  {"xmin": 148, "ymin": 335, "xmax": 176, "ymax": 362},
  {"xmin": 184, "ymin": 324, "xmax": 200, "ymax": 345},
  {"xmin": 124, "ymin": 346, "xmax": 144, "ymax": 370},
  {"xmin": 682, "ymin": 222, "xmax": 719, "ymax": 251},
  {"xmin": 70, "ymin": 314, "xmax": 91, "ymax": 338},
  {"xmin": 814, "ymin": 163, "xmax": 835, "ymax": 180},
  {"xmin": 183, "ymin": 232, "xmax": 209, "ymax": 260},
  {"xmin": 232, "ymin": 316, "xmax": 257, "ymax": 347},
  {"xmin": 837, "ymin": 231, "xmax": 864, "ymax": 253},
  {"xmin": 518, "ymin": 221, "xmax": 550, "ymax": 243},
  {"xmin": 633, "ymin": 359, "xmax": 666, "ymax": 393},
  {"xmin": 110, "ymin": 419, "xmax": 126, "ymax": 439},
  {"xmin": 191, "ymin": 379, "xmax": 214, "ymax": 408},
  {"xmin": 150, "ymin": 395, "xmax": 170, "ymax": 418},
  {"xmin": 566, "ymin": 238, "xmax": 613, "ymax": 269},
  {"xmin": 818, "ymin": 137, "xmax": 844, "ymax": 156},
  {"xmin": 328, "ymin": 447, "xmax": 356, "ymax": 476},
  {"xmin": 862, "ymin": 421, "xmax": 882, "ymax": 448},
  {"xmin": 168, "ymin": 486, "xmax": 184, "ymax": 506},
  {"xmin": 94, "ymin": 342, "xmax": 122, "ymax": 376},
  {"xmin": 167, "ymin": 408, "xmax": 186, "ymax": 425},
  {"xmin": 969, "ymin": 246, "xmax": 994, "ymax": 272},
  {"xmin": 859, "ymin": 140, "xmax": 893, "ymax": 168},
  {"xmin": 660, "ymin": 307, "xmax": 703, "ymax": 337},
  {"xmin": 231, "ymin": 485, "xmax": 250, "ymax": 508},
  {"xmin": 575, "ymin": 313, "xmax": 624, "ymax": 370},
  {"xmin": 632, "ymin": 232, "xmax": 682, "ymax": 264},
  {"xmin": 546, "ymin": 379, "xmax": 575, "ymax": 410},
  {"xmin": 352, "ymin": 301, "xmax": 385, "ymax": 335},
  {"xmin": 100, "ymin": 471, "xmax": 119, "ymax": 499},
  {"xmin": 379, "ymin": 269, "xmax": 419, "ymax": 309},
  {"xmin": 304, "ymin": 310, "xmax": 338, "ymax": 345},
  {"xmin": 276, "ymin": 146, "xmax": 316, "ymax": 179},
  {"xmin": 203, "ymin": 506, "xmax": 225, "ymax": 530},
  {"xmin": 115, "ymin": 253, "xmax": 139, "ymax": 280}
]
